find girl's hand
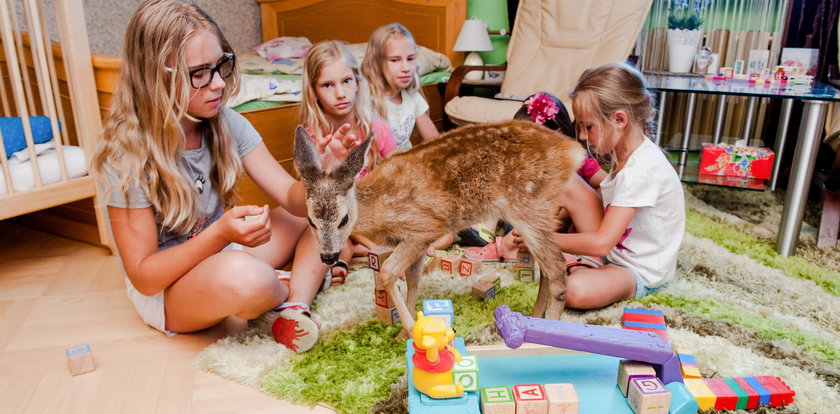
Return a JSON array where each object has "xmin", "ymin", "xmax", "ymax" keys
[
  {"xmin": 313, "ymin": 123, "xmax": 354, "ymax": 154},
  {"xmin": 218, "ymin": 205, "xmax": 272, "ymax": 247},
  {"xmin": 510, "ymin": 229, "xmax": 529, "ymax": 253}
]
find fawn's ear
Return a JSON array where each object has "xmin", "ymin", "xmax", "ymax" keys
[
  {"xmin": 331, "ymin": 134, "xmax": 373, "ymax": 185},
  {"xmin": 293, "ymin": 125, "xmax": 325, "ymax": 186}
]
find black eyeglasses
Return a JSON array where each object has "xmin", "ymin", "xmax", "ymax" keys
[{"xmin": 188, "ymin": 53, "xmax": 235, "ymax": 89}]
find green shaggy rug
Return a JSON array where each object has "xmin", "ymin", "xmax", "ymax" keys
[{"xmin": 195, "ymin": 184, "xmax": 840, "ymax": 414}]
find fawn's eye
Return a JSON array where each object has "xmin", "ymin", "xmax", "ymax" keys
[
  {"xmin": 308, "ymin": 217, "xmax": 316, "ymax": 228},
  {"xmin": 338, "ymin": 214, "xmax": 349, "ymax": 228}
]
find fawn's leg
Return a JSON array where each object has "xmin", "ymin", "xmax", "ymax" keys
[
  {"xmin": 506, "ymin": 208, "xmax": 567, "ymax": 320},
  {"xmin": 380, "ymin": 240, "xmax": 428, "ymax": 334},
  {"xmin": 405, "ymin": 257, "xmax": 424, "ymax": 319}
]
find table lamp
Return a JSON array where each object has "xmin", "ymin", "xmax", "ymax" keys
[{"xmin": 453, "ymin": 17, "xmax": 493, "ymax": 80}]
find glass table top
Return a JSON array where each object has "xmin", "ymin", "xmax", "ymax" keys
[
  {"xmin": 645, "ymin": 73, "xmax": 840, "ymax": 101},
  {"xmin": 666, "ymin": 150, "xmax": 766, "ymax": 191}
]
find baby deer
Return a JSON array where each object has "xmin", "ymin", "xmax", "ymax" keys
[{"xmin": 293, "ymin": 120, "xmax": 586, "ymax": 334}]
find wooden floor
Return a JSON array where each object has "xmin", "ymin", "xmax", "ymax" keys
[{"xmin": 0, "ymin": 221, "xmax": 334, "ymax": 414}]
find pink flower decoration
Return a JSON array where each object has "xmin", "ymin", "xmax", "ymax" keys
[{"xmin": 525, "ymin": 93, "xmax": 559, "ymax": 124}]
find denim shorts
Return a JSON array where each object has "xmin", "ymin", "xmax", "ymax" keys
[{"xmin": 602, "ymin": 257, "xmax": 660, "ymax": 299}]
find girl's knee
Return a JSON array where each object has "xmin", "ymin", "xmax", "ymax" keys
[
  {"xmin": 215, "ymin": 251, "xmax": 279, "ymax": 298},
  {"xmin": 563, "ymin": 274, "xmax": 591, "ymax": 308}
]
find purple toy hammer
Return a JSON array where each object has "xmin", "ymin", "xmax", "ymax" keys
[{"xmin": 494, "ymin": 305, "xmax": 683, "ymax": 385}]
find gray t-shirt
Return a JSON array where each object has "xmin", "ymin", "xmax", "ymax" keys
[{"xmin": 107, "ymin": 107, "xmax": 262, "ymax": 250}]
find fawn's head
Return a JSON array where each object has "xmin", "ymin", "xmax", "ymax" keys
[{"xmin": 293, "ymin": 126, "xmax": 373, "ymax": 265}]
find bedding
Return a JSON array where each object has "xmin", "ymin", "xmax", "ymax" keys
[
  {"xmin": 0, "ymin": 143, "xmax": 87, "ymax": 195},
  {"xmin": 229, "ymin": 40, "xmax": 454, "ymax": 109}
]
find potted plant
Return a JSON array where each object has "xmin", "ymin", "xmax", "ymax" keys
[{"xmin": 666, "ymin": 1, "xmax": 708, "ymax": 73}]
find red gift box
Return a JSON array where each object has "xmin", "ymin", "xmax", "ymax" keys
[{"xmin": 699, "ymin": 143, "xmax": 775, "ymax": 180}]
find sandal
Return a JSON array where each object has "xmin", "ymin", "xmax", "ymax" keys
[
  {"xmin": 271, "ymin": 302, "xmax": 321, "ymax": 353},
  {"xmin": 329, "ymin": 259, "xmax": 349, "ymax": 286},
  {"xmin": 464, "ymin": 237, "xmax": 516, "ymax": 262}
]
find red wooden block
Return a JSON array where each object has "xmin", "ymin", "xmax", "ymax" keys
[
  {"xmin": 756, "ymin": 376, "xmax": 795, "ymax": 406},
  {"xmin": 733, "ymin": 377, "xmax": 760, "ymax": 409},
  {"xmin": 623, "ymin": 311, "xmax": 666, "ymax": 325},
  {"xmin": 704, "ymin": 378, "xmax": 737, "ymax": 410}
]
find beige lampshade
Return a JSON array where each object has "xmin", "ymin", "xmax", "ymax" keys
[{"xmin": 453, "ymin": 18, "xmax": 492, "ymax": 52}]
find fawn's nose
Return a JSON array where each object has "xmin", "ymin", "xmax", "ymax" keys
[{"xmin": 320, "ymin": 252, "xmax": 340, "ymax": 265}]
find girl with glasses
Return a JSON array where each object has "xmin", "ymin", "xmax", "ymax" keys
[{"xmin": 91, "ymin": 0, "xmax": 328, "ymax": 353}]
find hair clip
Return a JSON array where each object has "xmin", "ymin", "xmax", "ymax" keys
[{"xmin": 164, "ymin": 67, "xmax": 176, "ymax": 73}]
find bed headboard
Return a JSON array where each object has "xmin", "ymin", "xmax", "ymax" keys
[{"xmin": 256, "ymin": 0, "xmax": 466, "ymax": 66}]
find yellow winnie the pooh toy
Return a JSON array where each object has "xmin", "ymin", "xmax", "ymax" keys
[{"xmin": 411, "ymin": 311, "xmax": 465, "ymax": 399}]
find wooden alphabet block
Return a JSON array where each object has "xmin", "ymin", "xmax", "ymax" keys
[
  {"xmin": 516, "ymin": 268, "xmax": 535, "ymax": 283},
  {"xmin": 422, "ymin": 299, "xmax": 454, "ymax": 327},
  {"xmin": 66, "ymin": 344, "xmax": 95, "ymax": 376},
  {"xmin": 453, "ymin": 355, "xmax": 479, "ymax": 391},
  {"xmin": 544, "ymin": 383, "xmax": 579, "ymax": 414},
  {"xmin": 516, "ymin": 251, "xmax": 534, "ymax": 268},
  {"xmin": 481, "ymin": 386, "xmax": 515, "ymax": 414},
  {"xmin": 458, "ymin": 257, "xmax": 481, "ymax": 277},
  {"xmin": 439, "ymin": 255, "xmax": 460, "ymax": 275},
  {"xmin": 628, "ymin": 377, "xmax": 670, "ymax": 414},
  {"xmin": 513, "ymin": 384, "xmax": 547, "ymax": 414},
  {"xmin": 374, "ymin": 288, "xmax": 394, "ymax": 308},
  {"xmin": 367, "ymin": 248, "xmax": 393, "ymax": 271},
  {"xmin": 617, "ymin": 359, "xmax": 656, "ymax": 397},
  {"xmin": 423, "ymin": 254, "xmax": 437, "ymax": 274},
  {"xmin": 375, "ymin": 306, "xmax": 400, "ymax": 324},
  {"xmin": 472, "ymin": 275, "xmax": 500, "ymax": 300}
]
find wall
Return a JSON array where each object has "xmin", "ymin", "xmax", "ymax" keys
[{"xmin": 31, "ymin": 0, "xmax": 262, "ymax": 57}]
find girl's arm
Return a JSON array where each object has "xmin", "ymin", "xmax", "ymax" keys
[
  {"xmin": 414, "ymin": 112, "xmax": 439, "ymax": 142},
  {"xmin": 109, "ymin": 203, "xmax": 270, "ymax": 296},
  {"xmin": 242, "ymin": 142, "xmax": 308, "ymax": 217},
  {"xmin": 550, "ymin": 206, "xmax": 637, "ymax": 257}
]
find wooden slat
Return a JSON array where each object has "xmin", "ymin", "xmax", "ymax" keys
[{"xmin": 0, "ymin": 175, "xmax": 95, "ymax": 220}]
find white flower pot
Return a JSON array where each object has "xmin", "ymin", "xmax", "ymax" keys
[{"xmin": 667, "ymin": 29, "xmax": 703, "ymax": 73}]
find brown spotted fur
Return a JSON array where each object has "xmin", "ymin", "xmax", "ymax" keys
[{"xmin": 294, "ymin": 120, "xmax": 586, "ymax": 333}]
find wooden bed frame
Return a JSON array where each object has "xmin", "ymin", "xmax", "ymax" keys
[
  {"xmin": 0, "ymin": 1, "xmax": 109, "ymax": 250},
  {"xmin": 237, "ymin": 0, "xmax": 465, "ymax": 207}
]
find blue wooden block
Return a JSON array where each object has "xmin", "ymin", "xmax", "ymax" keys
[
  {"xmin": 623, "ymin": 308, "xmax": 665, "ymax": 316},
  {"xmin": 422, "ymin": 299, "xmax": 454, "ymax": 327},
  {"xmin": 406, "ymin": 337, "xmax": 480, "ymax": 413},
  {"xmin": 744, "ymin": 376, "xmax": 772, "ymax": 406},
  {"xmin": 666, "ymin": 382, "xmax": 700, "ymax": 414},
  {"xmin": 623, "ymin": 321, "xmax": 668, "ymax": 330}
]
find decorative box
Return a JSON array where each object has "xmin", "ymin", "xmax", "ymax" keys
[{"xmin": 699, "ymin": 143, "xmax": 774, "ymax": 180}]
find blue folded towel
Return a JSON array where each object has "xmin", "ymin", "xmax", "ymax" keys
[{"xmin": 1, "ymin": 116, "xmax": 59, "ymax": 158}]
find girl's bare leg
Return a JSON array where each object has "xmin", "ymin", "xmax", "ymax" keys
[
  {"xmin": 288, "ymin": 229, "xmax": 329, "ymax": 306},
  {"xmin": 164, "ymin": 250, "xmax": 288, "ymax": 332},
  {"xmin": 564, "ymin": 264, "xmax": 636, "ymax": 309}
]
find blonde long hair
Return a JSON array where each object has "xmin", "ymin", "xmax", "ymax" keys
[
  {"xmin": 91, "ymin": 0, "xmax": 241, "ymax": 235},
  {"xmin": 362, "ymin": 23, "xmax": 421, "ymax": 119},
  {"xmin": 569, "ymin": 62, "xmax": 656, "ymax": 160},
  {"xmin": 300, "ymin": 41, "xmax": 374, "ymax": 140}
]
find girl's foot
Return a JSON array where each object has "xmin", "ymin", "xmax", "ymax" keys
[
  {"xmin": 330, "ymin": 259, "xmax": 349, "ymax": 286},
  {"xmin": 463, "ymin": 237, "xmax": 517, "ymax": 262},
  {"xmin": 271, "ymin": 303, "xmax": 321, "ymax": 353}
]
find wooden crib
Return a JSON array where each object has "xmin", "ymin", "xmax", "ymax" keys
[{"xmin": 0, "ymin": 0, "xmax": 110, "ymax": 251}]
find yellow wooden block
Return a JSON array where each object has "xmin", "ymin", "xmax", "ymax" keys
[
  {"xmin": 684, "ymin": 378, "xmax": 716, "ymax": 410},
  {"xmin": 681, "ymin": 365, "xmax": 702, "ymax": 378}
]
